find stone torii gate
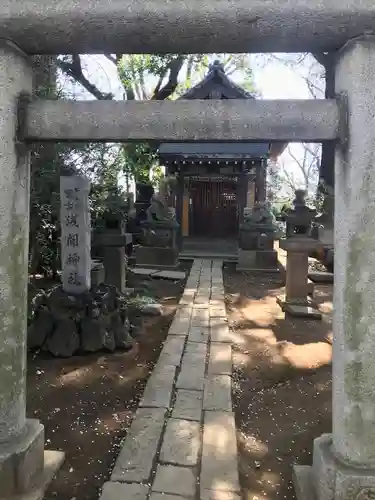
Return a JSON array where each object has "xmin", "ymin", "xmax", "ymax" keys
[{"xmin": 1, "ymin": 1, "xmax": 375, "ymax": 499}]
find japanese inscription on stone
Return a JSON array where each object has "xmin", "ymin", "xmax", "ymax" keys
[{"xmin": 60, "ymin": 176, "xmax": 91, "ymax": 293}]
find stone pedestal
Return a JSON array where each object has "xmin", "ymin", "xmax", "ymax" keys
[
  {"xmin": 277, "ymin": 236, "xmax": 322, "ymax": 319},
  {"xmin": 135, "ymin": 220, "xmax": 179, "ymax": 269},
  {"xmin": 135, "ymin": 246, "xmax": 179, "ymax": 269},
  {"xmin": 294, "ymin": 35, "xmax": 375, "ymax": 500},
  {"xmin": 237, "ymin": 248, "xmax": 278, "ymax": 272},
  {"xmin": 142, "ymin": 221, "xmax": 178, "ymax": 248},
  {"xmin": 0, "ymin": 41, "xmax": 64, "ymax": 498},
  {"xmin": 237, "ymin": 221, "xmax": 279, "ymax": 272}
]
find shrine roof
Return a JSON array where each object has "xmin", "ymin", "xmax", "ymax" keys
[
  {"xmin": 179, "ymin": 60, "xmax": 254, "ymax": 100},
  {"xmin": 158, "ymin": 60, "xmax": 287, "ymax": 162}
]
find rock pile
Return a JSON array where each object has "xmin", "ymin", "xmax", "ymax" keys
[{"xmin": 28, "ymin": 284, "xmax": 134, "ymax": 357}]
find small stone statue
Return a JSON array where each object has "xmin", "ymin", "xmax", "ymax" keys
[
  {"xmin": 242, "ymin": 201, "xmax": 276, "ymax": 229},
  {"xmin": 147, "ymin": 192, "xmax": 174, "ymax": 222}
]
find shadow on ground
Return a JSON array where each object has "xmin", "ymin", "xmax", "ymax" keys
[{"xmin": 223, "ymin": 263, "xmax": 332, "ymax": 500}]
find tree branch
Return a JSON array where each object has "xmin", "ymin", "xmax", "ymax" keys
[
  {"xmin": 58, "ymin": 55, "xmax": 114, "ymax": 100},
  {"xmin": 151, "ymin": 56, "xmax": 185, "ymax": 100},
  {"xmin": 104, "ymin": 53, "xmax": 118, "ymax": 65}
]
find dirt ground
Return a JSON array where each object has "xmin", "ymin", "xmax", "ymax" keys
[
  {"xmin": 223, "ymin": 263, "xmax": 333, "ymax": 500},
  {"xmin": 26, "ymin": 265, "xmax": 190, "ymax": 500}
]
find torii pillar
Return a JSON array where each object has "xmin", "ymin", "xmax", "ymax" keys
[
  {"xmin": 294, "ymin": 35, "xmax": 375, "ymax": 500},
  {"xmin": 0, "ymin": 41, "xmax": 64, "ymax": 497}
]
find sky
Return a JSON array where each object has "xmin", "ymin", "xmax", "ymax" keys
[{"xmin": 64, "ymin": 53, "xmax": 324, "ymax": 198}]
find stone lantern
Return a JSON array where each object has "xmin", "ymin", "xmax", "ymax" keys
[
  {"xmin": 277, "ymin": 189, "xmax": 323, "ymax": 318},
  {"xmin": 92, "ymin": 189, "xmax": 132, "ymax": 292}
]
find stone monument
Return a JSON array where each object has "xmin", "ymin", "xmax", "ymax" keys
[
  {"xmin": 237, "ymin": 201, "xmax": 279, "ymax": 272},
  {"xmin": 27, "ymin": 183, "xmax": 134, "ymax": 357},
  {"xmin": 277, "ymin": 189, "xmax": 323, "ymax": 318},
  {"xmin": 135, "ymin": 185, "xmax": 180, "ymax": 269},
  {"xmin": 60, "ymin": 175, "xmax": 91, "ymax": 294}
]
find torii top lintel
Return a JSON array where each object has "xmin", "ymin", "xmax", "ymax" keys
[{"xmin": 2, "ymin": 0, "xmax": 375, "ymax": 55}]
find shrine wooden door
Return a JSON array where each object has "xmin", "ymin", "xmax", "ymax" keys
[{"xmin": 188, "ymin": 176, "xmax": 239, "ymax": 238}]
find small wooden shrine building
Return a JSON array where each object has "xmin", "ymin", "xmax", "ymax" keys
[{"xmin": 158, "ymin": 61, "xmax": 285, "ymax": 245}]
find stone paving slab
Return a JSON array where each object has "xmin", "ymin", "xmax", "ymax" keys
[
  {"xmin": 210, "ymin": 323, "xmax": 232, "ymax": 344},
  {"xmin": 160, "ymin": 418, "xmax": 201, "ymax": 466},
  {"xmin": 175, "ymin": 306, "xmax": 193, "ymax": 317},
  {"xmin": 180, "ymin": 297, "xmax": 195, "ymax": 306},
  {"xmin": 183, "ymin": 341, "xmax": 208, "ymax": 364},
  {"xmin": 157, "ymin": 336, "xmax": 186, "ymax": 366},
  {"xmin": 210, "ymin": 299, "xmax": 225, "ymax": 307},
  {"xmin": 170, "ymin": 311, "xmax": 192, "ymax": 331},
  {"xmin": 130, "ymin": 267, "xmax": 158, "ymax": 276},
  {"xmin": 188, "ymin": 326, "xmax": 210, "ymax": 343},
  {"xmin": 283, "ymin": 303, "xmax": 322, "ymax": 319},
  {"xmin": 191, "ymin": 310, "xmax": 209, "ymax": 327},
  {"xmin": 140, "ymin": 365, "xmax": 176, "ymax": 408},
  {"xmin": 168, "ymin": 322, "xmax": 189, "ymax": 336},
  {"xmin": 99, "ymin": 482, "xmax": 149, "ymax": 500},
  {"xmin": 173, "ymin": 314, "xmax": 192, "ymax": 326},
  {"xmin": 176, "ymin": 363, "xmax": 206, "ymax": 391},
  {"xmin": 200, "ymin": 411, "xmax": 240, "ymax": 493},
  {"xmin": 208, "ymin": 344, "xmax": 232, "ymax": 375},
  {"xmin": 172, "ymin": 389, "xmax": 203, "ymax": 421},
  {"xmin": 152, "ymin": 465, "xmax": 196, "ymax": 497},
  {"xmin": 209, "ymin": 307, "xmax": 227, "ymax": 318},
  {"xmin": 167, "ymin": 331, "xmax": 188, "ymax": 340},
  {"xmin": 153, "ymin": 270, "xmax": 187, "ymax": 280},
  {"xmin": 111, "ymin": 408, "xmax": 166, "ymax": 483},
  {"xmin": 203, "ymin": 375, "xmax": 232, "ymax": 412}
]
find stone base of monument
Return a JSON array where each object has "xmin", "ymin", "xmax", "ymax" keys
[
  {"xmin": 27, "ymin": 284, "xmax": 134, "ymax": 357},
  {"xmin": 236, "ymin": 248, "xmax": 279, "ymax": 272},
  {"xmin": 293, "ymin": 434, "xmax": 375, "ymax": 500},
  {"xmin": 276, "ymin": 294, "xmax": 321, "ymax": 319},
  {"xmin": 134, "ymin": 245, "xmax": 178, "ymax": 269},
  {"xmin": 0, "ymin": 419, "xmax": 65, "ymax": 499}
]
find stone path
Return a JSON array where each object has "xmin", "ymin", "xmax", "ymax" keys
[{"xmin": 99, "ymin": 259, "xmax": 241, "ymax": 500}]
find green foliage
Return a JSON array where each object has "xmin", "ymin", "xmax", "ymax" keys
[
  {"xmin": 120, "ymin": 143, "xmax": 158, "ymax": 184},
  {"xmin": 118, "ymin": 54, "xmax": 179, "ymax": 98}
]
